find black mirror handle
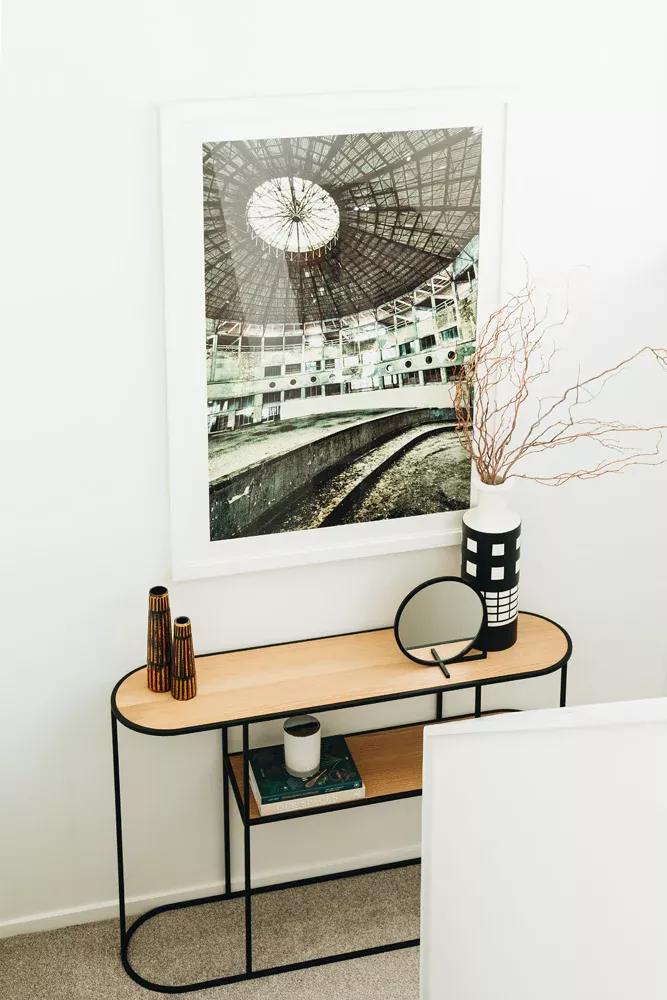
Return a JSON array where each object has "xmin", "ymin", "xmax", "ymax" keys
[{"xmin": 430, "ymin": 647, "xmax": 451, "ymax": 679}]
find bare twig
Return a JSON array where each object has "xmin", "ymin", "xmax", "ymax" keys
[{"xmin": 453, "ymin": 279, "xmax": 667, "ymax": 485}]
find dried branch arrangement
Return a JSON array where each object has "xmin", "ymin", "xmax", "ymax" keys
[{"xmin": 453, "ymin": 281, "xmax": 667, "ymax": 485}]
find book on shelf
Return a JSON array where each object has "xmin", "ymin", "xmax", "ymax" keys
[{"xmin": 247, "ymin": 734, "xmax": 365, "ymax": 817}]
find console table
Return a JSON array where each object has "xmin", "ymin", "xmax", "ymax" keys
[{"xmin": 111, "ymin": 611, "xmax": 572, "ymax": 993}]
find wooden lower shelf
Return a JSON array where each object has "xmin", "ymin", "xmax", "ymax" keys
[{"xmin": 229, "ymin": 712, "xmax": 508, "ymax": 822}]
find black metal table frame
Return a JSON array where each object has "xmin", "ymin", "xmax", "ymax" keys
[{"xmin": 111, "ymin": 614, "xmax": 572, "ymax": 993}]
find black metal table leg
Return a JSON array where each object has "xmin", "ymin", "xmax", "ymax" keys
[
  {"xmin": 222, "ymin": 728, "xmax": 231, "ymax": 896},
  {"xmin": 474, "ymin": 685, "xmax": 482, "ymax": 717},
  {"xmin": 242, "ymin": 723, "xmax": 252, "ymax": 974},
  {"xmin": 436, "ymin": 691, "xmax": 443, "ymax": 720},
  {"xmin": 111, "ymin": 713, "xmax": 127, "ymax": 952},
  {"xmin": 560, "ymin": 664, "xmax": 568, "ymax": 707}
]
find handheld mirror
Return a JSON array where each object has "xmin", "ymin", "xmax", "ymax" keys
[{"xmin": 394, "ymin": 576, "xmax": 486, "ymax": 674}]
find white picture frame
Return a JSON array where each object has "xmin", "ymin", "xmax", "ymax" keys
[{"xmin": 160, "ymin": 90, "xmax": 506, "ymax": 579}]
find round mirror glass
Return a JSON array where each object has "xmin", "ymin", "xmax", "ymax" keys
[{"xmin": 394, "ymin": 577, "xmax": 485, "ymax": 666}]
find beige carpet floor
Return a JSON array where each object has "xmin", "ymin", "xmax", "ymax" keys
[{"xmin": 0, "ymin": 866, "xmax": 420, "ymax": 999}]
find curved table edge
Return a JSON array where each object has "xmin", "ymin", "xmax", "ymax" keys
[{"xmin": 111, "ymin": 611, "xmax": 572, "ymax": 738}]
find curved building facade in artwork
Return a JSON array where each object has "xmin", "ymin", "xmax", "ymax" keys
[{"xmin": 202, "ymin": 128, "xmax": 481, "ymax": 540}]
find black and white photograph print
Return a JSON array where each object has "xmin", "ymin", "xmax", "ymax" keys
[{"xmin": 203, "ymin": 128, "xmax": 482, "ymax": 542}]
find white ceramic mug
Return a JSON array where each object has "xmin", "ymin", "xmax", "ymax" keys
[{"xmin": 283, "ymin": 715, "xmax": 321, "ymax": 778}]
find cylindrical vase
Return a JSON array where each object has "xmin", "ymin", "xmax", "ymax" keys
[
  {"xmin": 461, "ymin": 479, "xmax": 521, "ymax": 651},
  {"xmin": 147, "ymin": 585, "xmax": 172, "ymax": 692},
  {"xmin": 171, "ymin": 616, "xmax": 197, "ymax": 700},
  {"xmin": 283, "ymin": 715, "xmax": 321, "ymax": 778}
]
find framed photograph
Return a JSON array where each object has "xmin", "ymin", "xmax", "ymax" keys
[{"xmin": 160, "ymin": 91, "xmax": 506, "ymax": 579}]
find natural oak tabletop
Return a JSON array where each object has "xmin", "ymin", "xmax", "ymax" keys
[{"xmin": 113, "ymin": 612, "xmax": 570, "ymax": 734}]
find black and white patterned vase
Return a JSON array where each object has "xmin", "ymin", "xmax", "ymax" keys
[{"xmin": 461, "ymin": 480, "xmax": 521, "ymax": 651}]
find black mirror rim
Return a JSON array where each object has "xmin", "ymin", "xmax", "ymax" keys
[{"xmin": 393, "ymin": 575, "xmax": 487, "ymax": 667}]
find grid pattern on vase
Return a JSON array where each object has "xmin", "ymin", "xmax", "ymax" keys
[
  {"xmin": 461, "ymin": 523, "xmax": 521, "ymax": 646},
  {"xmin": 480, "ymin": 585, "xmax": 519, "ymax": 627}
]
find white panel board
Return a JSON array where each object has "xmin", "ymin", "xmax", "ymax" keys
[{"xmin": 421, "ymin": 700, "xmax": 667, "ymax": 1000}]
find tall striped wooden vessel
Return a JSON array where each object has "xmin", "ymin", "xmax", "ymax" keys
[
  {"xmin": 147, "ymin": 586, "xmax": 172, "ymax": 692},
  {"xmin": 171, "ymin": 616, "xmax": 197, "ymax": 700}
]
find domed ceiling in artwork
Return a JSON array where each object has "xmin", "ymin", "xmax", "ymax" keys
[{"xmin": 203, "ymin": 127, "xmax": 481, "ymax": 326}]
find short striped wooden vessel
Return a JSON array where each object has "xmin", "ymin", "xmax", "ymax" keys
[
  {"xmin": 147, "ymin": 586, "xmax": 172, "ymax": 693},
  {"xmin": 171, "ymin": 616, "xmax": 197, "ymax": 701},
  {"xmin": 171, "ymin": 675, "xmax": 197, "ymax": 701}
]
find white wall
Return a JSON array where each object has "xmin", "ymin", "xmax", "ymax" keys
[{"xmin": 1, "ymin": 0, "xmax": 667, "ymax": 933}]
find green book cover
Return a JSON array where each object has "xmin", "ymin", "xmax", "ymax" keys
[{"xmin": 248, "ymin": 734, "xmax": 363, "ymax": 804}]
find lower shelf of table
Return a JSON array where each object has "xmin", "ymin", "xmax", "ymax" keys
[{"xmin": 228, "ymin": 710, "xmax": 511, "ymax": 825}]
